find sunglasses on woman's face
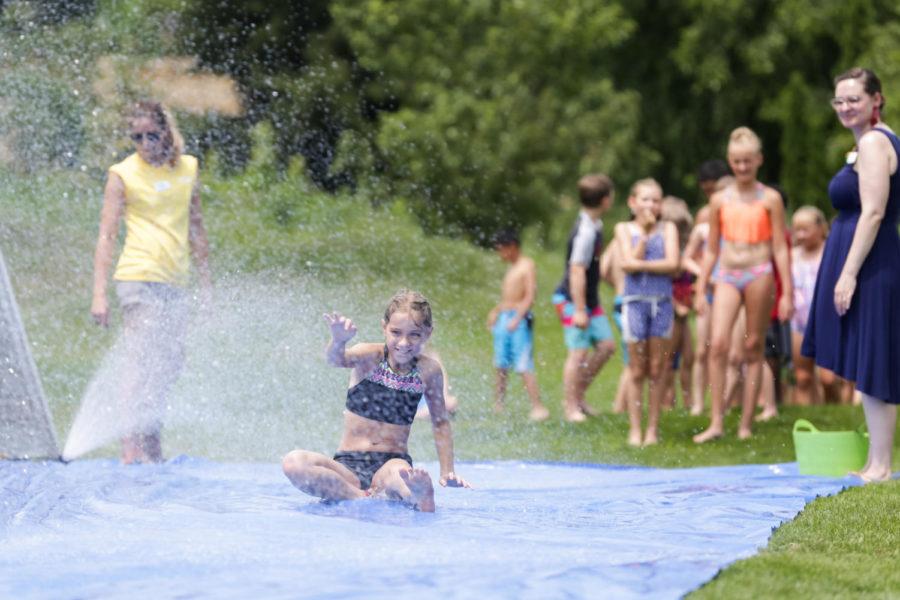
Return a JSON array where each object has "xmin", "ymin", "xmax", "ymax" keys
[{"xmin": 131, "ymin": 131, "xmax": 161, "ymax": 144}]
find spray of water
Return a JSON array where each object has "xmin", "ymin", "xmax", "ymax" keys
[{"xmin": 62, "ymin": 272, "xmax": 382, "ymax": 461}]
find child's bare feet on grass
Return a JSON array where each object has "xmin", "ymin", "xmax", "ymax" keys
[
  {"xmin": 689, "ymin": 402, "xmax": 704, "ymax": 416},
  {"xmin": 529, "ymin": 406, "xmax": 550, "ymax": 422},
  {"xmin": 737, "ymin": 426, "xmax": 753, "ymax": 440},
  {"xmin": 399, "ymin": 468, "xmax": 435, "ymax": 512},
  {"xmin": 693, "ymin": 427, "xmax": 723, "ymax": 444},
  {"xmin": 852, "ymin": 466, "xmax": 893, "ymax": 483},
  {"xmin": 493, "ymin": 402, "xmax": 504, "ymax": 414},
  {"xmin": 642, "ymin": 430, "xmax": 658, "ymax": 447},
  {"xmin": 627, "ymin": 429, "xmax": 642, "ymax": 447}
]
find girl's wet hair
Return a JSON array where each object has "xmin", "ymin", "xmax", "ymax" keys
[
  {"xmin": 728, "ymin": 126, "xmax": 762, "ymax": 154},
  {"xmin": 129, "ymin": 100, "xmax": 184, "ymax": 166},
  {"xmin": 384, "ymin": 290, "xmax": 433, "ymax": 329},
  {"xmin": 793, "ymin": 205, "xmax": 829, "ymax": 237},
  {"xmin": 834, "ymin": 67, "xmax": 884, "ymax": 109}
]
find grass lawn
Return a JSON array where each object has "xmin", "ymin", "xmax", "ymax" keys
[{"xmin": 1, "ymin": 167, "xmax": 898, "ymax": 597}]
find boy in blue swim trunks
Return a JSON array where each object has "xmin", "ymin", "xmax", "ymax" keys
[
  {"xmin": 487, "ymin": 231, "xmax": 549, "ymax": 421},
  {"xmin": 553, "ymin": 174, "xmax": 617, "ymax": 422}
]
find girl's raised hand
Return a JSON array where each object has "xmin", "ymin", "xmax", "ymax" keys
[
  {"xmin": 439, "ymin": 472, "xmax": 472, "ymax": 489},
  {"xmin": 323, "ymin": 312, "xmax": 357, "ymax": 342}
]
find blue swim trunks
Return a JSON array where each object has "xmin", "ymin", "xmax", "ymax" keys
[
  {"xmin": 492, "ymin": 310, "xmax": 535, "ymax": 372},
  {"xmin": 552, "ymin": 293, "xmax": 614, "ymax": 351}
]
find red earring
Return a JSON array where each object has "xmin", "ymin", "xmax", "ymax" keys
[{"xmin": 870, "ymin": 104, "xmax": 881, "ymax": 127}]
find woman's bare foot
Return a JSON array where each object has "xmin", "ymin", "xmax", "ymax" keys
[
  {"xmin": 737, "ymin": 426, "xmax": 753, "ymax": 440},
  {"xmin": 529, "ymin": 406, "xmax": 550, "ymax": 422},
  {"xmin": 642, "ymin": 430, "xmax": 659, "ymax": 446},
  {"xmin": 693, "ymin": 427, "xmax": 723, "ymax": 444},
  {"xmin": 627, "ymin": 429, "xmax": 642, "ymax": 447},
  {"xmin": 399, "ymin": 468, "xmax": 435, "ymax": 512},
  {"xmin": 853, "ymin": 466, "xmax": 893, "ymax": 483}
]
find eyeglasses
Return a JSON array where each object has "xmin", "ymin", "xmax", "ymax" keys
[
  {"xmin": 830, "ymin": 96, "xmax": 863, "ymax": 108},
  {"xmin": 130, "ymin": 131, "xmax": 161, "ymax": 144}
]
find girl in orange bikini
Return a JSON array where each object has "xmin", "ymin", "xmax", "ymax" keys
[{"xmin": 693, "ymin": 127, "xmax": 793, "ymax": 443}]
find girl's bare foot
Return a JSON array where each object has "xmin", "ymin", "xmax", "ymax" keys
[
  {"xmin": 689, "ymin": 402, "xmax": 704, "ymax": 416},
  {"xmin": 737, "ymin": 426, "xmax": 753, "ymax": 440},
  {"xmin": 399, "ymin": 468, "xmax": 435, "ymax": 512},
  {"xmin": 693, "ymin": 427, "xmax": 723, "ymax": 444},
  {"xmin": 627, "ymin": 429, "xmax": 642, "ymax": 447},
  {"xmin": 493, "ymin": 402, "xmax": 505, "ymax": 414},
  {"xmin": 579, "ymin": 402, "xmax": 600, "ymax": 417},
  {"xmin": 642, "ymin": 430, "xmax": 659, "ymax": 446},
  {"xmin": 755, "ymin": 407, "xmax": 778, "ymax": 422},
  {"xmin": 529, "ymin": 406, "xmax": 550, "ymax": 422},
  {"xmin": 564, "ymin": 409, "xmax": 587, "ymax": 423}
]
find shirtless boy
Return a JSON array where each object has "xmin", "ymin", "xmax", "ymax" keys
[{"xmin": 487, "ymin": 230, "xmax": 549, "ymax": 421}]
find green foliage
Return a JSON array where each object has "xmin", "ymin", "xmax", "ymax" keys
[
  {"xmin": 0, "ymin": 69, "xmax": 86, "ymax": 171},
  {"xmin": 330, "ymin": 0, "xmax": 647, "ymax": 244}
]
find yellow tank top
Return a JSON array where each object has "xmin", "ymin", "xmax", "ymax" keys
[{"xmin": 110, "ymin": 153, "xmax": 198, "ymax": 286}]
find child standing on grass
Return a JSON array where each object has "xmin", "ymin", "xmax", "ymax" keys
[
  {"xmin": 789, "ymin": 206, "xmax": 853, "ymax": 405},
  {"xmin": 553, "ymin": 174, "xmax": 617, "ymax": 422},
  {"xmin": 487, "ymin": 230, "xmax": 549, "ymax": 421},
  {"xmin": 694, "ymin": 127, "xmax": 793, "ymax": 443},
  {"xmin": 600, "ymin": 240, "xmax": 632, "ymax": 414},
  {"xmin": 282, "ymin": 290, "xmax": 470, "ymax": 512},
  {"xmin": 615, "ymin": 179, "xmax": 680, "ymax": 446},
  {"xmin": 661, "ymin": 196, "xmax": 695, "ymax": 410}
]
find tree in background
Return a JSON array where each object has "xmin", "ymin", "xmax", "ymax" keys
[{"xmin": 330, "ymin": 1, "xmax": 648, "ymax": 243}]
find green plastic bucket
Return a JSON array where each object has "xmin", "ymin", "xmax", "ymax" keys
[{"xmin": 792, "ymin": 419, "xmax": 869, "ymax": 476}]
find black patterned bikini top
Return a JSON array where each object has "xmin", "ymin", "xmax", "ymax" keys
[{"xmin": 345, "ymin": 350, "xmax": 425, "ymax": 426}]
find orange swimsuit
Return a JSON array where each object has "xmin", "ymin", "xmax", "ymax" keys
[
  {"xmin": 714, "ymin": 184, "xmax": 774, "ymax": 291},
  {"xmin": 719, "ymin": 184, "xmax": 772, "ymax": 244}
]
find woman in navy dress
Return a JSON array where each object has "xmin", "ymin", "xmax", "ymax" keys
[{"xmin": 802, "ymin": 68, "xmax": 898, "ymax": 482}]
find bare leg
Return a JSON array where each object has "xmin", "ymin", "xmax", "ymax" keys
[
  {"xmin": 755, "ymin": 362, "xmax": 779, "ymax": 421},
  {"xmin": 563, "ymin": 349, "xmax": 589, "ymax": 422},
  {"xmin": 690, "ymin": 308, "xmax": 711, "ymax": 415},
  {"xmin": 612, "ymin": 369, "xmax": 630, "ymax": 414},
  {"xmin": 661, "ymin": 318, "xmax": 681, "ymax": 410},
  {"xmin": 791, "ymin": 332, "xmax": 819, "ymax": 406},
  {"xmin": 695, "ymin": 284, "xmax": 742, "ymax": 443},
  {"xmin": 626, "ymin": 341, "xmax": 647, "ymax": 447},
  {"xmin": 724, "ymin": 309, "xmax": 746, "ymax": 411},
  {"xmin": 521, "ymin": 372, "xmax": 549, "ymax": 421},
  {"xmin": 737, "ymin": 274, "xmax": 775, "ymax": 440},
  {"xmin": 856, "ymin": 394, "xmax": 897, "ymax": 482},
  {"xmin": 282, "ymin": 450, "xmax": 366, "ymax": 501},
  {"xmin": 494, "ymin": 368, "xmax": 509, "ymax": 413},
  {"xmin": 372, "ymin": 459, "xmax": 435, "ymax": 512},
  {"xmin": 679, "ymin": 319, "xmax": 695, "ymax": 410},
  {"xmin": 578, "ymin": 340, "xmax": 615, "ymax": 416},
  {"xmin": 643, "ymin": 337, "xmax": 669, "ymax": 446}
]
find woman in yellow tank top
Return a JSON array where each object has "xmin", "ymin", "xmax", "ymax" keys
[
  {"xmin": 90, "ymin": 101, "xmax": 211, "ymax": 464},
  {"xmin": 692, "ymin": 127, "xmax": 793, "ymax": 444}
]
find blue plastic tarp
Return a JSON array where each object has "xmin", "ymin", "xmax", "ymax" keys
[{"xmin": 0, "ymin": 458, "xmax": 853, "ymax": 599}]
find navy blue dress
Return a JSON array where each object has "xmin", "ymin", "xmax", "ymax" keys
[{"xmin": 802, "ymin": 128, "xmax": 900, "ymax": 404}]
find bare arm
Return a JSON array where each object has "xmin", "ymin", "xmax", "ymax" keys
[
  {"xmin": 694, "ymin": 196, "xmax": 723, "ymax": 314},
  {"xmin": 422, "ymin": 359, "xmax": 470, "ymax": 488},
  {"xmin": 188, "ymin": 181, "xmax": 212, "ymax": 290},
  {"xmin": 322, "ymin": 313, "xmax": 381, "ymax": 370},
  {"xmin": 768, "ymin": 190, "xmax": 794, "ymax": 320},
  {"xmin": 90, "ymin": 172, "xmax": 125, "ymax": 327},
  {"xmin": 681, "ymin": 224, "xmax": 705, "ymax": 276},
  {"xmin": 834, "ymin": 132, "xmax": 893, "ymax": 315}
]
